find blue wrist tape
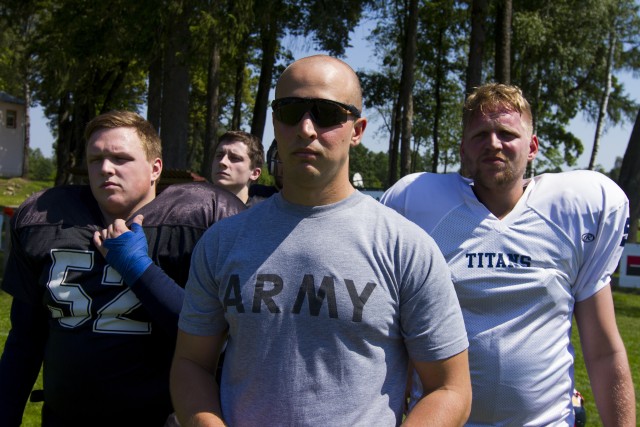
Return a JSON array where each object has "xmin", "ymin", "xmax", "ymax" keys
[{"xmin": 103, "ymin": 223, "xmax": 153, "ymax": 285}]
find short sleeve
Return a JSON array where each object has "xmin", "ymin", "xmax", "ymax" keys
[{"xmin": 178, "ymin": 230, "xmax": 228, "ymax": 336}]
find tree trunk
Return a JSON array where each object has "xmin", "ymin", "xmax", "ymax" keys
[
  {"xmin": 466, "ymin": 0, "xmax": 488, "ymax": 95},
  {"xmin": 160, "ymin": 4, "xmax": 191, "ymax": 170},
  {"xmin": 201, "ymin": 37, "xmax": 221, "ymax": 181},
  {"xmin": 71, "ymin": 101, "xmax": 92, "ymax": 180},
  {"xmin": 432, "ymin": 23, "xmax": 446, "ymax": 173},
  {"xmin": 250, "ymin": 10, "xmax": 278, "ymax": 141},
  {"xmin": 54, "ymin": 95, "xmax": 73, "ymax": 186},
  {"xmin": 388, "ymin": 97, "xmax": 401, "ymax": 187},
  {"xmin": 618, "ymin": 108, "xmax": 640, "ymax": 243},
  {"xmin": 400, "ymin": 92, "xmax": 414, "ymax": 176},
  {"xmin": 147, "ymin": 54, "xmax": 163, "ymax": 133},
  {"xmin": 495, "ymin": 0, "xmax": 512, "ymax": 84},
  {"xmin": 100, "ymin": 62, "xmax": 129, "ymax": 114},
  {"xmin": 231, "ymin": 37, "xmax": 249, "ymax": 130},
  {"xmin": 22, "ymin": 81, "xmax": 30, "ymax": 178},
  {"xmin": 399, "ymin": 0, "xmax": 418, "ymax": 178},
  {"xmin": 588, "ymin": 29, "xmax": 616, "ymax": 170}
]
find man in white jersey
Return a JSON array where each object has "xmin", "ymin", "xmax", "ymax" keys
[
  {"xmin": 381, "ymin": 83, "xmax": 636, "ymax": 426},
  {"xmin": 170, "ymin": 55, "xmax": 472, "ymax": 426}
]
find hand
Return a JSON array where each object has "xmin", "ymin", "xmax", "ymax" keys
[
  {"xmin": 93, "ymin": 215, "xmax": 145, "ymax": 258},
  {"xmin": 93, "ymin": 215, "xmax": 153, "ymax": 286}
]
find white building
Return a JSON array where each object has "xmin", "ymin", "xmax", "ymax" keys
[{"xmin": 0, "ymin": 91, "xmax": 26, "ymax": 177}]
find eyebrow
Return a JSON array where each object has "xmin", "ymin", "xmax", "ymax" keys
[{"xmin": 216, "ymin": 147, "xmax": 247, "ymax": 155}]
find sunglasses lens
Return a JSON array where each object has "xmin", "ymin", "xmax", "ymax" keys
[
  {"xmin": 312, "ymin": 102, "xmax": 347, "ymax": 127},
  {"xmin": 274, "ymin": 99, "xmax": 350, "ymax": 127},
  {"xmin": 274, "ymin": 103, "xmax": 308, "ymax": 126}
]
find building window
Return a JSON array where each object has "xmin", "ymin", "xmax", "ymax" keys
[{"xmin": 6, "ymin": 110, "xmax": 17, "ymax": 128}]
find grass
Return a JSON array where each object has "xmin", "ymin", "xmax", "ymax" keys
[
  {"xmin": 571, "ymin": 287, "xmax": 640, "ymax": 426},
  {"xmin": 0, "ymin": 177, "xmax": 638, "ymax": 424},
  {"xmin": 0, "ymin": 253, "xmax": 44, "ymax": 426},
  {"xmin": 0, "ymin": 177, "xmax": 52, "ymax": 208},
  {"xmin": 0, "ymin": 178, "xmax": 51, "ymax": 425}
]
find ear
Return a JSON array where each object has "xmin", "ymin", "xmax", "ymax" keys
[
  {"xmin": 350, "ymin": 117, "xmax": 367, "ymax": 148},
  {"xmin": 150, "ymin": 158, "xmax": 162, "ymax": 182},
  {"xmin": 528, "ymin": 135, "xmax": 539, "ymax": 161},
  {"xmin": 249, "ymin": 167, "xmax": 262, "ymax": 182}
]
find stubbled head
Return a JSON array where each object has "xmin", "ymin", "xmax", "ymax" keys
[{"xmin": 275, "ymin": 55, "xmax": 363, "ymax": 111}]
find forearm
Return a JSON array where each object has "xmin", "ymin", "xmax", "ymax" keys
[
  {"xmin": 403, "ymin": 387, "xmax": 470, "ymax": 427},
  {"xmin": 129, "ymin": 264, "xmax": 184, "ymax": 336},
  {"xmin": 170, "ymin": 357, "xmax": 225, "ymax": 427},
  {"xmin": 585, "ymin": 350, "xmax": 636, "ymax": 426},
  {"xmin": 575, "ymin": 286, "xmax": 636, "ymax": 426},
  {"xmin": 97, "ymin": 221, "xmax": 186, "ymax": 336}
]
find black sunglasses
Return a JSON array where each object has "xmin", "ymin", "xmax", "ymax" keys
[{"xmin": 271, "ymin": 97, "xmax": 361, "ymax": 127}]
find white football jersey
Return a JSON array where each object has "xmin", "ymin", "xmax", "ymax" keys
[{"xmin": 381, "ymin": 170, "xmax": 629, "ymax": 426}]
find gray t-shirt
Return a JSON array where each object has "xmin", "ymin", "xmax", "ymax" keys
[{"xmin": 179, "ymin": 191, "xmax": 468, "ymax": 427}]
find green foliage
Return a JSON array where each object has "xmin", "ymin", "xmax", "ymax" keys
[
  {"xmin": 256, "ymin": 169, "xmax": 276, "ymax": 187},
  {"xmin": 361, "ymin": 0, "xmax": 640, "ymax": 177},
  {"xmin": 350, "ymin": 143, "xmax": 387, "ymax": 189},
  {"xmin": 608, "ymin": 156, "xmax": 623, "ymax": 182},
  {"xmin": 511, "ymin": 0, "xmax": 639, "ymax": 170},
  {"xmin": 31, "ymin": 0, "xmax": 152, "ymax": 114},
  {"xmin": 362, "ymin": 0, "xmax": 468, "ymax": 174},
  {"xmin": 27, "ymin": 148, "xmax": 55, "ymax": 181},
  {"xmin": 296, "ymin": 0, "xmax": 373, "ymax": 56},
  {"xmin": 2, "ymin": 0, "xmax": 640, "ymax": 183},
  {"xmin": 0, "ymin": 1, "xmax": 38, "ymax": 98}
]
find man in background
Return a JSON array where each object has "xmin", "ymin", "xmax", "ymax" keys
[{"xmin": 211, "ymin": 130, "xmax": 264, "ymax": 206}]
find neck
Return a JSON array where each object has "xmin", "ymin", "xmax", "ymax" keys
[
  {"xmin": 236, "ymin": 187, "xmax": 250, "ymax": 204},
  {"xmin": 282, "ymin": 182, "xmax": 355, "ymax": 206},
  {"xmin": 97, "ymin": 193, "xmax": 156, "ymax": 226},
  {"xmin": 472, "ymin": 180, "xmax": 525, "ymax": 220}
]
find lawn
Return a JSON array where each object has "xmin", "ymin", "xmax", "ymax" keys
[
  {"xmin": 0, "ymin": 253, "xmax": 44, "ymax": 426},
  {"xmin": 571, "ymin": 287, "xmax": 640, "ymax": 426},
  {"xmin": 0, "ymin": 177, "xmax": 638, "ymax": 425},
  {"xmin": 0, "ymin": 177, "xmax": 52, "ymax": 208},
  {"xmin": 0, "ymin": 177, "xmax": 51, "ymax": 425}
]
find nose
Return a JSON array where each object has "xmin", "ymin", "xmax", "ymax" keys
[
  {"xmin": 298, "ymin": 112, "xmax": 318, "ymax": 140},
  {"xmin": 487, "ymin": 131, "xmax": 502, "ymax": 150},
  {"xmin": 99, "ymin": 159, "xmax": 115, "ymax": 176},
  {"xmin": 217, "ymin": 155, "xmax": 230, "ymax": 169}
]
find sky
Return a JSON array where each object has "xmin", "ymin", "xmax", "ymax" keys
[{"xmin": 28, "ymin": 21, "xmax": 640, "ymax": 172}]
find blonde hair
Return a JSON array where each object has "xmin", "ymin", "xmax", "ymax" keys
[
  {"xmin": 463, "ymin": 83, "xmax": 533, "ymax": 135},
  {"xmin": 84, "ymin": 110, "xmax": 162, "ymax": 161}
]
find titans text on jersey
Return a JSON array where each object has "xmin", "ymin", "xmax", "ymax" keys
[{"xmin": 465, "ymin": 252, "xmax": 532, "ymax": 268}]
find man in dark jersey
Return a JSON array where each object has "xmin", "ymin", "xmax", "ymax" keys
[{"xmin": 0, "ymin": 111, "xmax": 245, "ymax": 426}]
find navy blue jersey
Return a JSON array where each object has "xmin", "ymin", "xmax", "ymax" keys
[{"xmin": 1, "ymin": 182, "xmax": 245, "ymax": 425}]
